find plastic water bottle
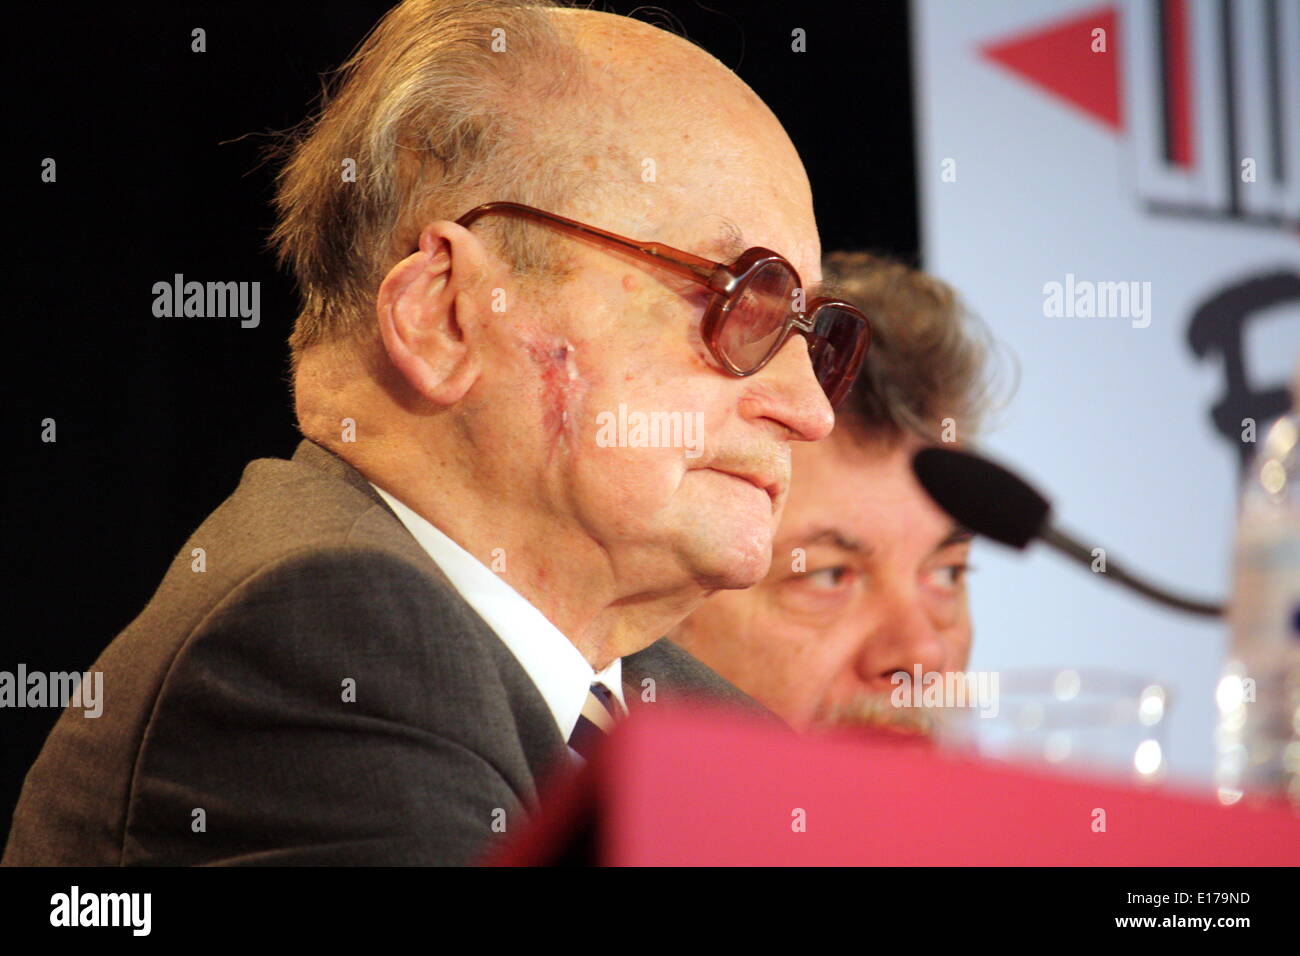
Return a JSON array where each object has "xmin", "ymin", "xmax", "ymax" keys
[{"xmin": 1214, "ymin": 364, "xmax": 1300, "ymax": 809}]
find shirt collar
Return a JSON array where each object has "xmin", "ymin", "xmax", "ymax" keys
[{"xmin": 369, "ymin": 482, "xmax": 626, "ymax": 741}]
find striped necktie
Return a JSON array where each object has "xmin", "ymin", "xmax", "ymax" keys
[{"xmin": 568, "ymin": 683, "xmax": 621, "ymax": 760}]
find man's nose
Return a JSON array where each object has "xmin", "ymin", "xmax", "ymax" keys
[
  {"xmin": 855, "ymin": 591, "xmax": 950, "ymax": 687},
  {"xmin": 743, "ymin": 336, "xmax": 835, "ymax": 441}
]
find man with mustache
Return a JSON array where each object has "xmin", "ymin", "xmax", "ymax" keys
[
  {"xmin": 3, "ymin": 1, "xmax": 870, "ymax": 865},
  {"xmin": 672, "ymin": 252, "xmax": 995, "ymax": 734}
]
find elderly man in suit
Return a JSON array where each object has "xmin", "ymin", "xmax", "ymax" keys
[{"xmin": 3, "ymin": 0, "xmax": 869, "ymax": 865}]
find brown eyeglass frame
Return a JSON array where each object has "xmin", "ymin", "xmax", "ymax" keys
[{"xmin": 452, "ymin": 201, "xmax": 871, "ymax": 409}]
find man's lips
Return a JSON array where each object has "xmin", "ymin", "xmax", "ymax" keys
[{"xmin": 705, "ymin": 467, "xmax": 781, "ymax": 506}]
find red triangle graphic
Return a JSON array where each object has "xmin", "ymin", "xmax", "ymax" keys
[{"xmin": 981, "ymin": 5, "xmax": 1122, "ymax": 131}]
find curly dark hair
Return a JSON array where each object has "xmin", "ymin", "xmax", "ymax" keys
[{"xmin": 823, "ymin": 251, "xmax": 997, "ymax": 445}]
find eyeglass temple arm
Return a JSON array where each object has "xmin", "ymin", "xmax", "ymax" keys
[{"xmin": 456, "ymin": 202, "xmax": 720, "ymax": 287}]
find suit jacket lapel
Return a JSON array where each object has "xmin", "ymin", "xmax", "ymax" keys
[{"xmin": 290, "ymin": 437, "xmax": 569, "ymax": 777}]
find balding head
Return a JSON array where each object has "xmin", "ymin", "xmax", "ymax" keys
[
  {"xmin": 277, "ymin": 0, "xmax": 834, "ymax": 665},
  {"xmin": 553, "ymin": 8, "xmax": 820, "ymax": 284},
  {"xmin": 274, "ymin": 2, "xmax": 819, "ymax": 366}
]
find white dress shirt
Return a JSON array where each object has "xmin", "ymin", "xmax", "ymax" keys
[{"xmin": 369, "ymin": 483, "xmax": 627, "ymax": 749}]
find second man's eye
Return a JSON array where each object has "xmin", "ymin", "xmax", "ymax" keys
[
  {"xmin": 803, "ymin": 566, "xmax": 852, "ymax": 590},
  {"xmin": 923, "ymin": 564, "xmax": 970, "ymax": 592}
]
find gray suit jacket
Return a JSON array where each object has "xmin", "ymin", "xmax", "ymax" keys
[{"xmin": 3, "ymin": 439, "xmax": 770, "ymax": 866}]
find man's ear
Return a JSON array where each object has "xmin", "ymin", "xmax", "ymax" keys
[{"xmin": 376, "ymin": 220, "xmax": 490, "ymax": 406}]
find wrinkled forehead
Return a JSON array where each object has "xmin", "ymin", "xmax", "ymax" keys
[
  {"xmin": 659, "ymin": 115, "xmax": 819, "ymax": 280},
  {"xmin": 560, "ymin": 15, "xmax": 821, "ymax": 284},
  {"xmin": 692, "ymin": 209, "xmax": 823, "ymax": 289},
  {"xmin": 628, "ymin": 125, "xmax": 821, "ymax": 288}
]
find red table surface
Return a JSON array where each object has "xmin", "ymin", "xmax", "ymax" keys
[{"xmin": 489, "ymin": 703, "xmax": 1300, "ymax": 866}]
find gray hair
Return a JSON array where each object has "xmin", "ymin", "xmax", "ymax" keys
[{"xmin": 269, "ymin": 0, "xmax": 593, "ymax": 366}]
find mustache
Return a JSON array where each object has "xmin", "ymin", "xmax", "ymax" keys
[
  {"xmin": 812, "ymin": 691, "xmax": 944, "ymax": 736},
  {"xmin": 705, "ymin": 444, "xmax": 791, "ymax": 496}
]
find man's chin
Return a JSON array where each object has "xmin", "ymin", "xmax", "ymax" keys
[{"xmin": 687, "ymin": 539, "xmax": 773, "ymax": 591}]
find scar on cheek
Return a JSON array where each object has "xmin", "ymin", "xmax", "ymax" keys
[{"xmin": 523, "ymin": 337, "xmax": 584, "ymax": 443}]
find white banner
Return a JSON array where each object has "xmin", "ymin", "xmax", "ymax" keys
[{"xmin": 912, "ymin": 0, "xmax": 1300, "ymax": 779}]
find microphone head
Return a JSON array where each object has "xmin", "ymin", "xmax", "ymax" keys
[{"xmin": 911, "ymin": 447, "xmax": 1051, "ymax": 549}]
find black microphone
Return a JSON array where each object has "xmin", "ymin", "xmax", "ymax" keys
[{"xmin": 912, "ymin": 446, "xmax": 1224, "ymax": 618}]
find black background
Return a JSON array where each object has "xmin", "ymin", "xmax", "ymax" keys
[{"xmin": 2, "ymin": 1, "xmax": 917, "ymax": 847}]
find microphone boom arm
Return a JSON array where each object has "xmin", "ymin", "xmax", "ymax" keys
[{"xmin": 1039, "ymin": 525, "xmax": 1224, "ymax": 618}]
